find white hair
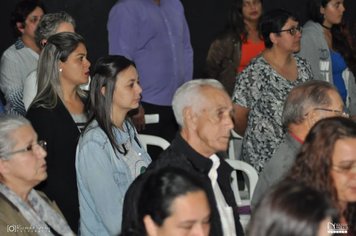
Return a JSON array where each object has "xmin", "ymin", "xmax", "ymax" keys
[
  {"xmin": 0, "ymin": 115, "xmax": 30, "ymax": 160},
  {"xmin": 172, "ymin": 79, "xmax": 225, "ymax": 127}
]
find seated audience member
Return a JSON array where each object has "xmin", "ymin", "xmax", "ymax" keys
[
  {"xmin": 252, "ymin": 80, "xmax": 346, "ymax": 207},
  {"xmin": 232, "ymin": 9, "xmax": 313, "ymax": 173},
  {"xmin": 0, "ymin": 0, "xmax": 45, "ymax": 115},
  {"xmin": 23, "ymin": 11, "xmax": 76, "ymax": 110},
  {"xmin": 286, "ymin": 117, "xmax": 356, "ymax": 235},
  {"xmin": 0, "ymin": 115, "xmax": 74, "ymax": 236},
  {"xmin": 121, "ymin": 167, "xmax": 211, "ymax": 236},
  {"xmin": 26, "ymin": 32, "xmax": 91, "ymax": 232},
  {"xmin": 76, "ymin": 55, "xmax": 151, "ymax": 235},
  {"xmin": 147, "ymin": 79, "xmax": 244, "ymax": 236},
  {"xmin": 248, "ymin": 180, "xmax": 337, "ymax": 236}
]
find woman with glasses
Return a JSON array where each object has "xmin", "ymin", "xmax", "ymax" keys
[
  {"xmin": 76, "ymin": 55, "xmax": 151, "ymax": 235},
  {"xmin": 205, "ymin": 0, "xmax": 264, "ymax": 96},
  {"xmin": 232, "ymin": 9, "xmax": 313, "ymax": 172},
  {"xmin": 26, "ymin": 32, "xmax": 91, "ymax": 232},
  {"xmin": 299, "ymin": 0, "xmax": 356, "ymax": 119},
  {"xmin": 286, "ymin": 116, "xmax": 356, "ymax": 235},
  {"xmin": 0, "ymin": 115, "xmax": 74, "ymax": 236},
  {"xmin": 0, "ymin": 0, "xmax": 45, "ymax": 115}
]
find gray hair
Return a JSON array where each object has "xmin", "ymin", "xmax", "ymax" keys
[
  {"xmin": 282, "ymin": 80, "xmax": 338, "ymax": 127},
  {"xmin": 35, "ymin": 11, "xmax": 76, "ymax": 49},
  {"xmin": 0, "ymin": 115, "xmax": 30, "ymax": 160},
  {"xmin": 32, "ymin": 32, "xmax": 86, "ymax": 109},
  {"xmin": 172, "ymin": 79, "xmax": 225, "ymax": 127}
]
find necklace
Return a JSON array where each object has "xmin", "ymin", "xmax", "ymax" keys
[{"xmin": 321, "ymin": 24, "xmax": 332, "ymax": 30}]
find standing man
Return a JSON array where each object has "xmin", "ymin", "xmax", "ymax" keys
[{"xmin": 108, "ymin": 0, "xmax": 193, "ymax": 158}]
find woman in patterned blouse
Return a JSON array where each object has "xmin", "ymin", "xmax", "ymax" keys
[{"xmin": 232, "ymin": 9, "xmax": 313, "ymax": 173}]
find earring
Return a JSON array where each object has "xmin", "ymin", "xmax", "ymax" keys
[{"xmin": 59, "ymin": 68, "xmax": 63, "ymax": 72}]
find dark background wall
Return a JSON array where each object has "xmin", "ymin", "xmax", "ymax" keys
[{"xmin": 1, "ymin": 0, "xmax": 355, "ymax": 78}]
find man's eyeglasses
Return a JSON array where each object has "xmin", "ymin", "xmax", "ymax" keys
[
  {"xmin": 276, "ymin": 25, "xmax": 302, "ymax": 36},
  {"xmin": 313, "ymin": 108, "xmax": 349, "ymax": 118},
  {"xmin": 3, "ymin": 140, "xmax": 47, "ymax": 157}
]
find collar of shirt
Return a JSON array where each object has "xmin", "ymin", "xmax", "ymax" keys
[
  {"xmin": 208, "ymin": 154, "xmax": 220, "ymax": 185},
  {"xmin": 171, "ymin": 133, "xmax": 213, "ymax": 175}
]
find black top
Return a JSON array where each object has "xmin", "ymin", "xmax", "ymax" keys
[
  {"xmin": 26, "ymin": 98, "xmax": 83, "ymax": 232},
  {"xmin": 147, "ymin": 133, "xmax": 244, "ymax": 236}
]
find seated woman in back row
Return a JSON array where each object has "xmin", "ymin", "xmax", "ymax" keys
[
  {"xmin": 76, "ymin": 55, "xmax": 151, "ymax": 235},
  {"xmin": 26, "ymin": 32, "xmax": 91, "ymax": 232}
]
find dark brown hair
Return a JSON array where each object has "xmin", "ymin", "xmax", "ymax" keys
[{"xmin": 287, "ymin": 117, "xmax": 356, "ymax": 234}]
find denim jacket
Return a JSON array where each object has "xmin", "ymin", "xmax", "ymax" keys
[{"xmin": 76, "ymin": 119, "xmax": 151, "ymax": 236}]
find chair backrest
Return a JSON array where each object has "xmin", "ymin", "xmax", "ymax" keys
[
  {"xmin": 138, "ymin": 134, "xmax": 170, "ymax": 151},
  {"xmin": 226, "ymin": 159, "xmax": 258, "ymax": 204},
  {"xmin": 226, "ymin": 159, "xmax": 258, "ymax": 232},
  {"xmin": 228, "ymin": 130, "xmax": 243, "ymax": 160}
]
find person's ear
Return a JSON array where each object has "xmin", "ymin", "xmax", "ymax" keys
[
  {"xmin": 183, "ymin": 107, "xmax": 198, "ymax": 129},
  {"xmin": 16, "ymin": 22, "xmax": 25, "ymax": 34},
  {"xmin": 306, "ymin": 110, "xmax": 318, "ymax": 129},
  {"xmin": 320, "ymin": 5, "xmax": 325, "ymax": 15},
  {"xmin": 58, "ymin": 61, "xmax": 64, "ymax": 74},
  {"xmin": 40, "ymin": 39, "xmax": 47, "ymax": 48},
  {"xmin": 0, "ymin": 159, "xmax": 10, "ymax": 176},
  {"xmin": 143, "ymin": 215, "xmax": 158, "ymax": 236},
  {"xmin": 100, "ymin": 86, "xmax": 106, "ymax": 96},
  {"xmin": 269, "ymin": 32, "xmax": 278, "ymax": 45}
]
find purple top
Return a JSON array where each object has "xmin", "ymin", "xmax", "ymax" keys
[{"xmin": 108, "ymin": 0, "xmax": 193, "ymax": 106}]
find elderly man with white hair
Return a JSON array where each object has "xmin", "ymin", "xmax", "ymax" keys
[{"xmin": 147, "ymin": 79, "xmax": 244, "ymax": 236}]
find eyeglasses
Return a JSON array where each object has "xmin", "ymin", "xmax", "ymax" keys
[
  {"xmin": 332, "ymin": 161, "xmax": 356, "ymax": 174},
  {"xmin": 276, "ymin": 25, "xmax": 302, "ymax": 36},
  {"xmin": 313, "ymin": 108, "xmax": 349, "ymax": 118},
  {"xmin": 28, "ymin": 15, "xmax": 43, "ymax": 24},
  {"xmin": 3, "ymin": 140, "xmax": 47, "ymax": 157}
]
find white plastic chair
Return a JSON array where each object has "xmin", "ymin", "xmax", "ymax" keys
[
  {"xmin": 228, "ymin": 130, "xmax": 243, "ymax": 160},
  {"xmin": 138, "ymin": 134, "xmax": 170, "ymax": 151},
  {"xmin": 226, "ymin": 159, "xmax": 258, "ymax": 232}
]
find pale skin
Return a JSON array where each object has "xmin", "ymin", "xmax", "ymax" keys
[
  {"xmin": 144, "ymin": 191, "xmax": 211, "ymax": 236},
  {"xmin": 181, "ymin": 86, "xmax": 234, "ymax": 157},
  {"xmin": 109, "ymin": 65, "xmax": 142, "ymax": 130},
  {"xmin": 0, "ymin": 125, "xmax": 47, "ymax": 203},
  {"xmin": 17, "ymin": 6, "xmax": 44, "ymax": 54},
  {"xmin": 59, "ymin": 43, "xmax": 91, "ymax": 115},
  {"xmin": 331, "ymin": 138, "xmax": 356, "ymax": 220},
  {"xmin": 233, "ymin": 18, "xmax": 302, "ymax": 135}
]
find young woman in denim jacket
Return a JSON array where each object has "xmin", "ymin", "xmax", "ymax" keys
[{"xmin": 76, "ymin": 55, "xmax": 151, "ymax": 236}]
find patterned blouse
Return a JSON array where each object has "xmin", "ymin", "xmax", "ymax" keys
[{"xmin": 232, "ymin": 54, "xmax": 313, "ymax": 173}]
